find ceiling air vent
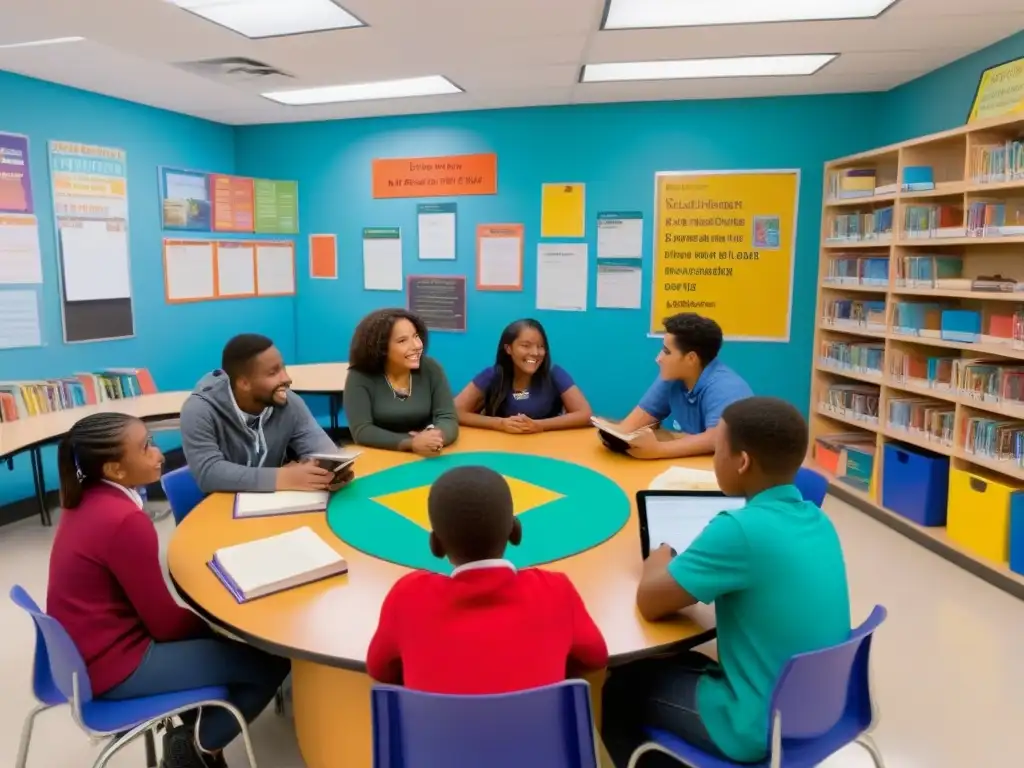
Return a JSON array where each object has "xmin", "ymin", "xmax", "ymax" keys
[{"xmin": 174, "ymin": 56, "xmax": 296, "ymax": 90}]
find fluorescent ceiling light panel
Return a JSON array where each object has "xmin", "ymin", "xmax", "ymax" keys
[
  {"xmin": 0, "ymin": 36, "xmax": 85, "ymax": 50},
  {"xmin": 263, "ymin": 76, "xmax": 462, "ymax": 106},
  {"xmin": 603, "ymin": 0, "xmax": 898, "ymax": 29},
  {"xmin": 582, "ymin": 55, "xmax": 835, "ymax": 82},
  {"xmin": 168, "ymin": 0, "xmax": 363, "ymax": 38}
]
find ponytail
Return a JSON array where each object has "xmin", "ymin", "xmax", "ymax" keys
[{"xmin": 58, "ymin": 413, "xmax": 135, "ymax": 509}]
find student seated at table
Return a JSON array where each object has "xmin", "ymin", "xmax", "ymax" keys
[
  {"xmin": 602, "ymin": 397, "xmax": 851, "ymax": 765},
  {"xmin": 615, "ymin": 313, "xmax": 752, "ymax": 459},
  {"xmin": 454, "ymin": 318, "xmax": 593, "ymax": 434},
  {"xmin": 366, "ymin": 465, "xmax": 608, "ymax": 693},
  {"xmin": 48, "ymin": 413, "xmax": 291, "ymax": 768},
  {"xmin": 180, "ymin": 333, "xmax": 353, "ymax": 494},
  {"xmin": 344, "ymin": 308, "xmax": 459, "ymax": 456}
]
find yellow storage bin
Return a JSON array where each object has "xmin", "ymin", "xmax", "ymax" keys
[{"xmin": 947, "ymin": 468, "xmax": 1023, "ymax": 564}]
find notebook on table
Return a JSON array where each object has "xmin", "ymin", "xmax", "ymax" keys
[
  {"xmin": 233, "ymin": 490, "xmax": 330, "ymax": 519},
  {"xmin": 591, "ymin": 417, "xmax": 648, "ymax": 453},
  {"xmin": 648, "ymin": 466, "xmax": 720, "ymax": 491},
  {"xmin": 209, "ymin": 526, "xmax": 348, "ymax": 603},
  {"xmin": 636, "ymin": 490, "xmax": 746, "ymax": 559}
]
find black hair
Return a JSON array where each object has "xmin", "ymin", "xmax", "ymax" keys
[
  {"xmin": 663, "ymin": 313, "xmax": 723, "ymax": 367},
  {"xmin": 57, "ymin": 413, "xmax": 137, "ymax": 509},
  {"xmin": 221, "ymin": 334, "xmax": 274, "ymax": 381},
  {"xmin": 721, "ymin": 397, "xmax": 808, "ymax": 478},
  {"xmin": 349, "ymin": 309, "xmax": 429, "ymax": 375},
  {"xmin": 428, "ymin": 466, "xmax": 514, "ymax": 562},
  {"xmin": 483, "ymin": 318, "xmax": 559, "ymax": 418}
]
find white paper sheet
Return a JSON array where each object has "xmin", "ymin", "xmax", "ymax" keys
[
  {"xmin": 256, "ymin": 244, "xmax": 295, "ymax": 295},
  {"xmin": 478, "ymin": 235, "xmax": 522, "ymax": 288},
  {"xmin": 597, "ymin": 215, "xmax": 643, "ymax": 259},
  {"xmin": 0, "ymin": 215, "xmax": 43, "ymax": 285},
  {"xmin": 59, "ymin": 221, "xmax": 131, "ymax": 302},
  {"xmin": 0, "ymin": 289, "xmax": 42, "ymax": 348},
  {"xmin": 217, "ymin": 244, "xmax": 256, "ymax": 297},
  {"xmin": 363, "ymin": 233, "xmax": 403, "ymax": 291},
  {"xmin": 536, "ymin": 244, "xmax": 587, "ymax": 311},
  {"xmin": 644, "ymin": 495, "xmax": 745, "ymax": 555},
  {"xmin": 165, "ymin": 241, "xmax": 215, "ymax": 301},
  {"xmin": 596, "ymin": 263, "xmax": 642, "ymax": 309},
  {"xmin": 418, "ymin": 210, "xmax": 456, "ymax": 260}
]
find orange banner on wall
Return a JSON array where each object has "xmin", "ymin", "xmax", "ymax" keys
[{"xmin": 372, "ymin": 153, "xmax": 497, "ymax": 198}]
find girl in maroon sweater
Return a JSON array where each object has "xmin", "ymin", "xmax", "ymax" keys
[{"xmin": 47, "ymin": 413, "xmax": 289, "ymax": 768}]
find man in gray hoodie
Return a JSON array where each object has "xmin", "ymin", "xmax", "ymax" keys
[{"xmin": 180, "ymin": 333, "xmax": 354, "ymax": 494}]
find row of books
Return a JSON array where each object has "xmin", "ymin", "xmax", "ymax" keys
[
  {"xmin": 969, "ymin": 140, "xmax": 1024, "ymax": 185},
  {"xmin": 890, "ymin": 351, "xmax": 1024, "ymax": 409},
  {"xmin": 891, "ymin": 302, "xmax": 1021, "ymax": 346},
  {"xmin": 820, "ymin": 384, "xmax": 880, "ymax": 426},
  {"xmin": 966, "ymin": 201, "xmax": 1024, "ymax": 237},
  {"xmin": 961, "ymin": 417, "xmax": 1024, "ymax": 465},
  {"xmin": 822, "ymin": 299, "xmax": 886, "ymax": 332},
  {"xmin": 894, "ymin": 255, "xmax": 962, "ymax": 288},
  {"xmin": 887, "ymin": 397, "xmax": 954, "ymax": 447},
  {"xmin": 823, "ymin": 256, "xmax": 889, "ymax": 286},
  {"xmin": 825, "ymin": 208, "xmax": 893, "ymax": 242},
  {"xmin": 819, "ymin": 341, "xmax": 884, "ymax": 376},
  {"xmin": 0, "ymin": 369, "xmax": 157, "ymax": 423},
  {"xmin": 814, "ymin": 433, "xmax": 876, "ymax": 494},
  {"xmin": 824, "ymin": 165, "xmax": 934, "ymax": 201},
  {"xmin": 903, "ymin": 204, "xmax": 964, "ymax": 239}
]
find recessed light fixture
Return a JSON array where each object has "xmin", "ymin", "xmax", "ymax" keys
[
  {"xmin": 602, "ymin": 0, "xmax": 898, "ymax": 29},
  {"xmin": 0, "ymin": 36, "xmax": 85, "ymax": 50},
  {"xmin": 167, "ymin": 0, "xmax": 364, "ymax": 39},
  {"xmin": 581, "ymin": 55, "xmax": 836, "ymax": 82},
  {"xmin": 262, "ymin": 76, "xmax": 463, "ymax": 106}
]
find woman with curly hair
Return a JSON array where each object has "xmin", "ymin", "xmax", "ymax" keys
[{"xmin": 344, "ymin": 308, "xmax": 459, "ymax": 455}]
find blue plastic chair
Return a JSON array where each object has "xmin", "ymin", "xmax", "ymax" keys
[
  {"xmin": 372, "ymin": 680, "xmax": 599, "ymax": 768},
  {"xmin": 795, "ymin": 467, "xmax": 829, "ymax": 507},
  {"xmin": 627, "ymin": 606, "xmax": 888, "ymax": 768},
  {"xmin": 160, "ymin": 466, "xmax": 206, "ymax": 524},
  {"xmin": 10, "ymin": 585, "xmax": 258, "ymax": 768}
]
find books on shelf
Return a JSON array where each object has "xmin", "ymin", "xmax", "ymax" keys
[
  {"xmin": 889, "ymin": 350, "xmax": 956, "ymax": 392},
  {"xmin": 886, "ymin": 397, "xmax": 954, "ymax": 447},
  {"xmin": 901, "ymin": 166, "xmax": 935, "ymax": 192},
  {"xmin": 969, "ymin": 139, "xmax": 1024, "ymax": 184},
  {"xmin": 894, "ymin": 254, "xmax": 963, "ymax": 288},
  {"xmin": 967, "ymin": 200, "xmax": 1024, "ymax": 237},
  {"xmin": 827, "ymin": 168, "xmax": 877, "ymax": 200},
  {"xmin": 820, "ymin": 384, "xmax": 880, "ymax": 426},
  {"xmin": 233, "ymin": 490, "xmax": 331, "ymax": 519},
  {"xmin": 902, "ymin": 203, "xmax": 964, "ymax": 239},
  {"xmin": 822, "ymin": 299, "xmax": 886, "ymax": 333},
  {"xmin": 819, "ymin": 341, "xmax": 884, "ymax": 377},
  {"xmin": 823, "ymin": 255, "xmax": 889, "ymax": 287},
  {"xmin": 208, "ymin": 526, "xmax": 348, "ymax": 603},
  {"xmin": 954, "ymin": 360, "xmax": 1024, "ymax": 413},
  {"xmin": 814, "ymin": 433, "xmax": 877, "ymax": 494},
  {"xmin": 961, "ymin": 416, "xmax": 1024, "ymax": 465},
  {"xmin": 0, "ymin": 368, "xmax": 157, "ymax": 422},
  {"xmin": 826, "ymin": 208, "xmax": 893, "ymax": 242}
]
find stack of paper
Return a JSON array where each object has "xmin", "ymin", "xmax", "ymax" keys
[
  {"xmin": 209, "ymin": 526, "xmax": 347, "ymax": 603},
  {"xmin": 649, "ymin": 467, "xmax": 720, "ymax": 491},
  {"xmin": 233, "ymin": 490, "xmax": 329, "ymax": 519}
]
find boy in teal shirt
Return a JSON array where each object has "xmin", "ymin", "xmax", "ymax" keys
[{"xmin": 604, "ymin": 397, "xmax": 851, "ymax": 764}]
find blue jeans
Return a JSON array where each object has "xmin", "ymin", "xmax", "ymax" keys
[{"xmin": 102, "ymin": 638, "xmax": 291, "ymax": 751}]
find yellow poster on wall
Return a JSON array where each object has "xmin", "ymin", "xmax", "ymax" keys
[
  {"xmin": 968, "ymin": 56, "xmax": 1024, "ymax": 122},
  {"xmin": 651, "ymin": 170, "xmax": 799, "ymax": 341},
  {"xmin": 541, "ymin": 183, "xmax": 585, "ymax": 238}
]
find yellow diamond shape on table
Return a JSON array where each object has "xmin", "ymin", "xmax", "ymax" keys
[{"xmin": 372, "ymin": 476, "xmax": 564, "ymax": 531}]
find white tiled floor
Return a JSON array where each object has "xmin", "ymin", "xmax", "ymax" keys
[{"xmin": 2, "ymin": 494, "xmax": 1023, "ymax": 767}]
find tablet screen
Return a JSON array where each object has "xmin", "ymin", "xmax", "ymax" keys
[{"xmin": 644, "ymin": 495, "xmax": 746, "ymax": 556}]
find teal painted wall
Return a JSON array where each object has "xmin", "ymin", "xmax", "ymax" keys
[
  {"xmin": 0, "ymin": 71, "xmax": 297, "ymax": 508},
  {"xmin": 880, "ymin": 30, "xmax": 1024, "ymax": 143},
  {"xmin": 235, "ymin": 96, "xmax": 875, "ymax": 424}
]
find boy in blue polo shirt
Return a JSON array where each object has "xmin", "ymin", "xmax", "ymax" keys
[
  {"xmin": 603, "ymin": 397, "xmax": 851, "ymax": 764},
  {"xmin": 617, "ymin": 313, "xmax": 752, "ymax": 459}
]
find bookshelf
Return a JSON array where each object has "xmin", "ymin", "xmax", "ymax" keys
[{"xmin": 812, "ymin": 113, "xmax": 1024, "ymax": 599}]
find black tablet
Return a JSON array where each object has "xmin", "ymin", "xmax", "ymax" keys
[{"xmin": 636, "ymin": 490, "xmax": 746, "ymax": 559}]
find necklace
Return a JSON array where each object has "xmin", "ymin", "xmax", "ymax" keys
[{"xmin": 385, "ymin": 373, "xmax": 412, "ymax": 401}]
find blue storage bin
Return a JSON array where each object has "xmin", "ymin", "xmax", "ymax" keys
[
  {"xmin": 882, "ymin": 443, "xmax": 950, "ymax": 526},
  {"xmin": 1009, "ymin": 494, "xmax": 1024, "ymax": 576}
]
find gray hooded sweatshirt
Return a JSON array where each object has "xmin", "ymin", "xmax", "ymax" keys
[{"xmin": 180, "ymin": 370, "xmax": 337, "ymax": 494}]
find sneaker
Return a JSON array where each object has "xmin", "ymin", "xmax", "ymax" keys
[
  {"xmin": 159, "ymin": 723, "xmax": 203, "ymax": 768},
  {"xmin": 197, "ymin": 752, "xmax": 228, "ymax": 768}
]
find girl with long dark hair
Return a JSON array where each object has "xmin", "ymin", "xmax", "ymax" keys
[
  {"xmin": 47, "ymin": 413, "xmax": 289, "ymax": 767},
  {"xmin": 454, "ymin": 318, "xmax": 592, "ymax": 434}
]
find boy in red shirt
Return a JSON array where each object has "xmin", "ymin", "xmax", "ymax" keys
[{"xmin": 367, "ymin": 465, "xmax": 609, "ymax": 693}]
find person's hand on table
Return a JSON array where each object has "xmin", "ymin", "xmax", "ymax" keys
[
  {"xmin": 626, "ymin": 428, "xmax": 665, "ymax": 460},
  {"xmin": 409, "ymin": 429, "xmax": 444, "ymax": 457},
  {"xmin": 328, "ymin": 466, "xmax": 356, "ymax": 492},
  {"xmin": 501, "ymin": 414, "xmax": 544, "ymax": 434},
  {"xmin": 276, "ymin": 461, "xmax": 333, "ymax": 491}
]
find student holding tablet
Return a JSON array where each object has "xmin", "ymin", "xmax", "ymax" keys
[
  {"xmin": 454, "ymin": 318, "xmax": 592, "ymax": 434},
  {"xmin": 611, "ymin": 313, "xmax": 752, "ymax": 459},
  {"xmin": 344, "ymin": 309, "xmax": 459, "ymax": 455},
  {"xmin": 603, "ymin": 397, "xmax": 851, "ymax": 764}
]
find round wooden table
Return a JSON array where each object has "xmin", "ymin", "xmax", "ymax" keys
[{"xmin": 168, "ymin": 428, "xmax": 716, "ymax": 768}]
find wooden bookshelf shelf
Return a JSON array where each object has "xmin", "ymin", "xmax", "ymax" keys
[{"xmin": 812, "ymin": 113, "xmax": 1024, "ymax": 600}]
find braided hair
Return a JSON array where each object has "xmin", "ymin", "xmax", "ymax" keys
[{"xmin": 57, "ymin": 413, "xmax": 136, "ymax": 509}]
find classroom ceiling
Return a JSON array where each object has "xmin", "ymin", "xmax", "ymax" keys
[{"xmin": 0, "ymin": 0, "xmax": 1023, "ymax": 126}]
